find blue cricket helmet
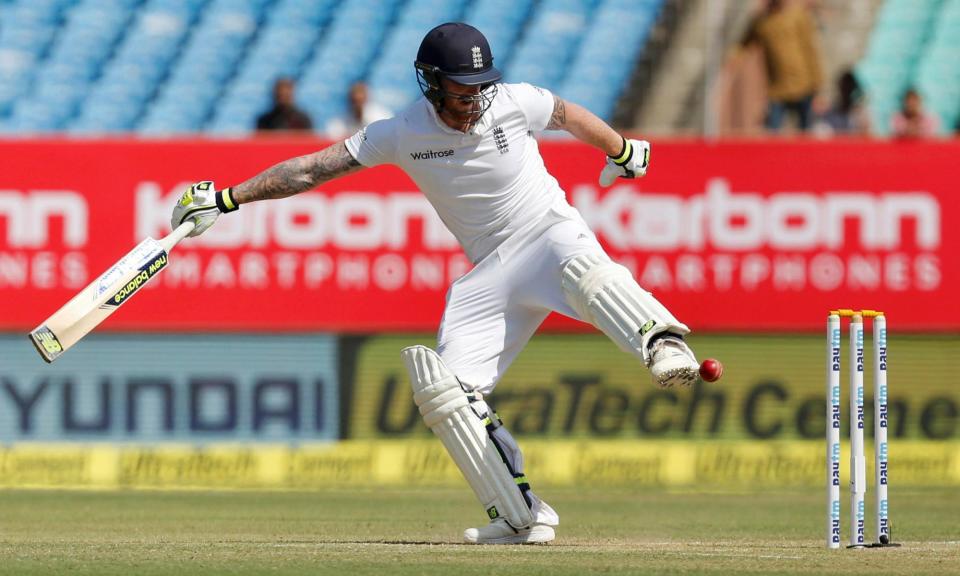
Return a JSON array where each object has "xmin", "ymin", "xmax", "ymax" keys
[{"xmin": 414, "ymin": 23, "xmax": 502, "ymax": 118}]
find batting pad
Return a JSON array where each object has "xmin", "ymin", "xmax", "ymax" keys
[
  {"xmin": 401, "ymin": 345, "xmax": 534, "ymax": 529},
  {"xmin": 561, "ymin": 254, "xmax": 689, "ymax": 364}
]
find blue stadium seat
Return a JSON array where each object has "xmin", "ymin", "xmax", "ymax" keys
[
  {"xmin": 557, "ymin": 0, "xmax": 662, "ymax": 119},
  {"xmin": 271, "ymin": 0, "xmax": 337, "ymax": 26},
  {"xmin": 0, "ymin": 50, "xmax": 34, "ymax": 116},
  {"xmin": 295, "ymin": 0, "xmax": 404, "ymax": 127},
  {"xmin": 7, "ymin": 99, "xmax": 66, "ymax": 132},
  {"xmin": 503, "ymin": 0, "xmax": 601, "ymax": 92},
  {"xmin": 466, "ymin": 0, "xmax": 534, "ymax": 60},
  {"xmin": 0, "ymin": 0, "xmax": 660, "ymax": 133},
  {"xmin": 0, "ymin": 0, "xmax": 77, "ymax": 130},
  {"xmin": 911, "ymin": 0, "xmax": 960, "ymax": 132},
  {"xmin": 207, "ymin": 0, "xmax": 335, "ymax": 134},
  {"xmin": 66, "ymin": 0, "xmax": 201, "ymax": 133},
  {"xmin": 138, "ymin": 0, "xmax": 274, "ymax": 134},
  {"xmin": 367, "ymin": 0, "xmax": 469, "ymax": 112},
  {"xmin": 857, "ymin": 0, "xmax": 951, "ymax": 136}
]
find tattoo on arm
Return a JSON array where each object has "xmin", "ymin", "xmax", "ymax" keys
[
  {"xmin": 546, "ymin": 95, "xmax": 567, "ymax": 130},
  {"xmin": 232, "ymin": 142, "xmax": 362, "ymax": 203}
]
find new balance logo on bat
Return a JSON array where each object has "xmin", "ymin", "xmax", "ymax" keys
[
  {"xmin": 410, "ymin": 149, "xmax": 455, "ymax": 160},
  {"xmin": 101, "ymin": 252, "xmax": 168, "ymax": 310}
]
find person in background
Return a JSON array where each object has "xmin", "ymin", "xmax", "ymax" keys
[
  {"xmin": 812, "ymin": 69, "xmax": 871, "ymax": 137},
  {"xmin": 890, "ymin": 88, "xmax": 940, "ymax": 139},
  {"xmin": 742, "ymin": 0, "xmax": 823, "ymax": 133},
  {"xmin": 256, "ymin": 78, "xmax": 313, "ymax": 132},
  {"xmin": 324, "ymin": 82, "xmax": 392, "ymax": 138}
]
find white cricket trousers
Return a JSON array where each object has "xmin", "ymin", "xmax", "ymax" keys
[{"xmin": 436, "ymin": 207, "xmax": 609, "ymax": 527}]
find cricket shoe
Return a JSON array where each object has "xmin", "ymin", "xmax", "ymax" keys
[
  {"xmin": 463, "ymin": 518, "xmax": 555, "ymax": 545},
  {"xmin": 648, "ymin": 334, "xmax": 699, "ymax": 388}
]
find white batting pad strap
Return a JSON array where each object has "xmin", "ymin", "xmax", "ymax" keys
[
  {"xmin": 401, "ymin": 346, "xmax": 535, "ymax": 529},
  {"xmin": 561, "ymin": 254, "xmax": 689, "ymax": 364}
]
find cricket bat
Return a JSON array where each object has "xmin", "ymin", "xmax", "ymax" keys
[{"xmin": 29, "ymin": 221, "xmax": 196, "ymax": 363}]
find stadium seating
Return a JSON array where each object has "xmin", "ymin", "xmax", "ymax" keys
[
  {"xmin": 208, "ymin": 0, "xmax": 336, "ymax": 133},
  {"xmin": 0, "ymin": 0, "xmax": 665, "ymax": 135},
  {"xmin": 71, "ymin": 0, "xmax": 207, "ymax": 133},
  {"xmin": 0, "ymin": 0, "xmax": 75, "ymax": 131},
  {"xmin": 913, "ymin": 0, "xmax": 960, "ymax": 133},
  {"xmin": 559, "ymin": 0, "xmax": 662, "ymax": 119},
  {"xmin": 365, "ymin": 0, "xmax": 469, "ymax": 114},
  {"xmin": 856, "ymin": 0, "xmax": 959, "ymax": 136},
  {"xmin": 296, "ymin": 0, "xmax": 404, "ymax": 130}
]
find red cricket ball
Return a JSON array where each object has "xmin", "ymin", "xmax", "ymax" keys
[{"xmin": 699, "ymin": 358, "xmax": 723, "ymax": 382}]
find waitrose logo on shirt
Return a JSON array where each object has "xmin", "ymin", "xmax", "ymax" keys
[{"xmin": 410, "ymin": 149, "xmax": 455, "ymax": 160}]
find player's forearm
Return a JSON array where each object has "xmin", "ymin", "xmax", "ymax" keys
[
  {"xmin": 231, "ymin": 141, "xmax": 362, "ymax": 204},
  {"xmin": 547, "ymin": 96, "xmax": 624, "ymax": 157}
]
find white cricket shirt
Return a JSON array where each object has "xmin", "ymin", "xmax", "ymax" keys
[{"xmin": 345, "ymin": 83, "xmax": 575, "ymax": 263}]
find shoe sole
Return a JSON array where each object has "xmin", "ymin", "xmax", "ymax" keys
[
  {"xmin": 464, "ymin": 526, "xmax": 555, "ymax": 545},
  {"xmin": 656, "ymin": 366, "xmax": 699, "ymax": 388}
]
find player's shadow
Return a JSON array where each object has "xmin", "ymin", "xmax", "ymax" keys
[{"xmin": 319, "ymin": 539, "xmax": 562, "ymax": 546}]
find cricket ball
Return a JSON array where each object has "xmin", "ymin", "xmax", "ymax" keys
[{"xmin": 699, "ymin": 358, "xmax": 723, "ymax": 382}]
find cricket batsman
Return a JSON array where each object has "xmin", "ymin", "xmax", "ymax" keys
[{"xmin": 173, "ymin": 23, "xmax": 713, "ymax": 545}]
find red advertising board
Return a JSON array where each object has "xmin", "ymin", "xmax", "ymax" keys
[{"xmin": 1, "ymin": 138, "xmax": 957, "ymax": 332}]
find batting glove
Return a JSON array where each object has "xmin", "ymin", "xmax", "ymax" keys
[
  {"xmin": 599, "ymin": 138, "xmax": 651, "ymax": 187},
  {"xmin": 171, "ymin": 181, "xmax": 239, "ymax": 237}
]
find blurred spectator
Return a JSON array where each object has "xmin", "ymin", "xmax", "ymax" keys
[
  {"xmin": 716, "ymin": 35, "xmax": 768, "ymax": 136},
  {"xmin": 890, "ymin": 88, "xmax": 940, "ymax": 139},
  {"xmin": 812, "ymin": 70, "xmax": 871, "ymax": 137},
  {"xmin": 325, "ymin": 82, "xmax": 392, "ymax": 138},
  {"xmin": 742, "ymin": 0, "xmax": 823, "ymax": 133},
  {"xmin": 256, "ymin": 78, "xmax": 313, "ymax": 132}
]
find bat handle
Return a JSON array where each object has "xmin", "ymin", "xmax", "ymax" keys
[{"xmin": 161, "ymin": 220, "xmax": 197, "ymax": 251}]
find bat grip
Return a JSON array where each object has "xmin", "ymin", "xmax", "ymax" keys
[{"xmin": 163, "ymin": 220, "xmax": 197, "ymax": 249}]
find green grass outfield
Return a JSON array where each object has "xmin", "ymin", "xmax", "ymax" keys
[{"xmin": 1, "ymin": 487, "xmax": 958, "ymax": 575}]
